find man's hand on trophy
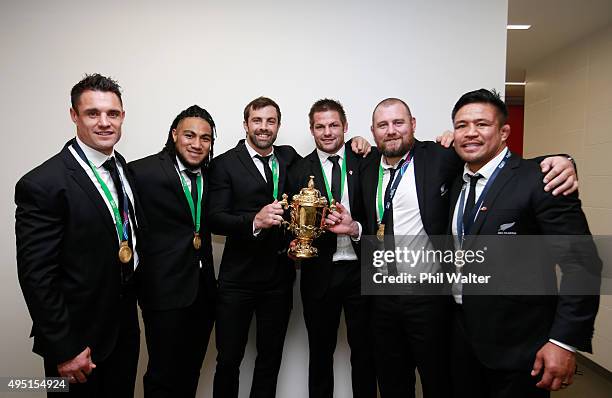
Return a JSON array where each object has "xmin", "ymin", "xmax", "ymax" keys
[
  {"xmin": 325, "ymin": 203, "xmax": 360, "ymax": 238},
  {"xmin": 254, "ymin": 200, "xmax": 285, "ymax": 229}
]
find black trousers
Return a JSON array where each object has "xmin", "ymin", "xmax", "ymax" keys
[
  {"xmin": 371, "ymin": 294, "xmax": 452, "ymax": 398},
  {"xmin": 451, "ymin": 305, "xmax": 549, "ymax": 398},
  {"xmin": 142, "ymin": 272, "xmax": 216, "ymax": 398},
  {"xmin": 213, "ymin": 282, "xmax": 293, "ymax": 398},
  {"xmin": 44, "ymin": 291, "xmax": 140, "ymax": 398},
  {"xmin": 302, "ymin": 260, "xmax": 377, "ymax": 398}
]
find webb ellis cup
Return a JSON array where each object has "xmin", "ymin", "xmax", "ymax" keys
[{"xmin": 279, "ymin": 176, "xmax": 336, "ymax": 258}]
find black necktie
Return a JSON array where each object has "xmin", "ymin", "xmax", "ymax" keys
[
  {"xmin": 381, "ymin": 158, "xmax": 406, "ymax": 231},
  {"xmin": 328, "ymin": 155, "xmax": 341, "ymax": 203},
  {"xmin": 185, "ymin": 170, "xmax": 199, "ymax": 208},
  {"xmin": 102, "ymin": 157, "xmax": 134, "ymax": 282},
  {"xmin": 382, "ymin": 159, "xmax": 406, "ymax": 276},
  {"xmin": 255, "ymin": 154, "xmax": 274, "ymax": 199},
  {"xmin": 462, "ymin": 174, "xmax": 483, "ymax": 234}
]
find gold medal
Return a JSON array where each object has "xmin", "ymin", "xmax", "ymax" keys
[
  {"xmin": 118, "ymin": 241, "xmax": 132, "ymax": 264},
  {"xmin": 193, "ymin": 233, "xmax": 202, "ymax": 250},
  {"xmin": 377, "ymin": 224, "xmax": 385, "ymax": 241}
]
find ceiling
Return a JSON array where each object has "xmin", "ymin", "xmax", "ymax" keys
[{"xmin": 506, "ymin": 0, "xmax": 612, "ymax": 100}]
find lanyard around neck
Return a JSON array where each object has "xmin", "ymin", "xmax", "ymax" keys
[
  {"xmin": 72, "ymin": 141, "xmax": 129, "ymax": 241},
  {"xmin": 456, "ymin": 150, "xmax": 511, "ymax": 244},
  {"xmin": 177, "ymin": 169, "xmax": 203, "ymax": 233},
  {"xmin": 376, "ymin": 152, "xmax": 412, "ymax": 222}
]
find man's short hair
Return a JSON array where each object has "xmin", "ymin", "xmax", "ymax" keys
[
  {"xmin": 243, "ymin": 96, "xmax": 281, "ymax": 124},
  {"xmin": 70, "ymin": 73, "xmax": 122, "ymax": 113},
  {"xmin": 451, "ymin": 88, "xmax": 508, "ymax": 125},
  {"xmin": 371, "ymin": 98, "xmax": 412, "ymax": 124},
  {"xmin": 165, "ymin": 105, "xmax": 217, "ymax": 167},
  {"xmin": 308, "ymin": 98, "xmax": 347, "ymax": 128}
]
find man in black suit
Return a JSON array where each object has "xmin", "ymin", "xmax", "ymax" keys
[
  {"xmin": 207, "ymin": 96, "xmax": 299, "ymax": 398},
  {"xmin": 129, "ymin": 105, "xmax": 217, "ymax": 397},
  {"xmin": 448, "ymin": 89, "xmax": 600, "ymax": 398},
  {"xmin": 359, "ymin": 98, "xmax": 579, "ymax": 398},
  {"xmin": 208, "ymin": 96, "xmax": 370, "ymax": 398},
  {"xmin": 287, "ymin": 99, "xmax": 376, "ymax": 398},
  {"xmin": 15, "ymin": 74, "xmax": 141, "ymax": 396}
]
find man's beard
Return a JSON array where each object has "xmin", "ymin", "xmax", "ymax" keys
[
  {"xmin": 176, "ymin": 150, "xmax": 204, "ymax": 171},
  {"xmin": 382, "ymin": 141, "xmax": 411, "ymax": 159},
  {"xmin": 250, "ymin": 129, "xmax": 276, "ymax": 150}
]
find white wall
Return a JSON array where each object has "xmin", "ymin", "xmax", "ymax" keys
[
  {"xmin": 0, "ymin": 0, "xmax": 508, "ymax": 396},
  {"xmin": 524, "ymin": 23, "xmax": 612, "ymax": 372}
]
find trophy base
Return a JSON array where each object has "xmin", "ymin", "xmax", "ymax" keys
[{"xmin": 288, "ymin": 243, "xmax": 319, "ymax": 258}]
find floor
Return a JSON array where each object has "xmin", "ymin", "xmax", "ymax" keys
[
  {"xmin": 554, "ymin": 355, "xmax": 612, "ymax": 397},
  {"xmin": 412, "ymin": 355, "xmax": 612, "ymax": 398}
]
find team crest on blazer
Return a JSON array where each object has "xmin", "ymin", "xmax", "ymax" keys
[{"xmin": 497, "ymin": 222, "xmax": 516, "ymax": 235}]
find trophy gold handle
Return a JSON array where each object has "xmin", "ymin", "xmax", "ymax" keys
[
  {"xmin": 321, "ymin": 199, "xmax": 337, "ymax": 230},
  {"xmin": 278, "ymin": 193, "xmax": 291, "ymax": 230},
  {"xmin": 278, "ymin": 193, "xmax": 289, "ymax": 209}
]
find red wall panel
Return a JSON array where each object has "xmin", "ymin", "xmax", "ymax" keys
[{"xmin": 506, "ymin": 105, "xmax": 524, "ymax": 156}]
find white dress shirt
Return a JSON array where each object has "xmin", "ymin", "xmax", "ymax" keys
[
  {"xmin": 316, "ymin": 147, "xmax": 360, "ymax": 262},
  {"xmin": 245, "ymin": 140, "xmax": 276, "ymax": 236},
  {"xmin": 377, "ymin": 153, "xmax": 438, "ymax": 276},
  {"xmin": 69, "ymin": 136, "xmax": 139, "ymax": 269},
  {"xmin": 451, "ymin": 146, "xmax": 575, "ymax": 352},
  {"xmin": 451, "ymin": 147, "xmax": 509, "ymax": 303}
]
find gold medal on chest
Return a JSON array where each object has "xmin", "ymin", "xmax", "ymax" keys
[
  {"xmin": 376, "ymin": 224, "xmax": 385, "ymax": 241},
  {"xmin": 119, "ymin": 241, "xmax": 132, "ymax": 264},
  {"xmin": 193, "ymin": 233, "xmax": 202, "ymax": 250}
]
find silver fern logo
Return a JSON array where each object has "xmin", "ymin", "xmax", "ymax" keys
[{"xmin": 498, "ymin": 222, "xmax": 516, "ymax": 234}]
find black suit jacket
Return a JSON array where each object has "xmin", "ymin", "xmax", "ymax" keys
[
  {"xmin": 361, "ymin": 139, "xmax": 463, "ymax": 239},
  {"xmin": 128, "ymin": 148, "xmax": 216, "ymax": 311},
  {"xmin": 15, "ymin": 140, "xmax": 143, "ymax": 364},
  {"xmin": 287, "ymin": 141, "xmax": 366, "ymax": 298},
  {"xmin": 447, "ymin": 152, "xmax": 601, "ymax": 370},
  {"xmin": 207, "ymin": 139, "xmax": 300, "ymax": 288}
]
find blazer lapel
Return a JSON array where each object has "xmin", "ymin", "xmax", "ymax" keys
[
  {"xmin": 344, "ymin": 143, "xmax": 358, "ymax": 211},
  {"xmin": 448, "ymin": 176, "xmax": 464, "ymax": 235},
  {"xmin": 306, "ymin": 150, "xmax": 327, "ymax": 196},
  {"xmin": 235, "ymin": 140, "xmax": 268, "ymax": 188},
  {"xmin": 412, "ymin": 140, "xmax": 427, "ymax": 225},
  {"xmin": 362, "ymin": 153, "xmax": 382, "ymax": 234},
  {"xmin": 469, "ymin": 154, "xmax": 520, "ymax": 236},
  {"xmin": 61, "ymin": 142, "xmax": 117, "ymax": 241},
  {"xmin": 275, "ymin": 146, "xmax": 290, "ymax": 200},
  {"xmin": 159, "ymin": 151, "xmax": 193, "ymax": 218}
]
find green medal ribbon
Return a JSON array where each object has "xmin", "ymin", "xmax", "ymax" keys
[
  {"xmin": 271, "ymin": 156, "xmax": 279, "ymax": 200},
  {"xmin": 89, "ymin": 161, "xmax": 125, "ymax": 241},
  {"xmin": 320, "ymin": 154, "xmax": 347, "ymax": 204},
  {"xmin": 178, "ymin": 171, "xmax": 203, "ymax": 233}
]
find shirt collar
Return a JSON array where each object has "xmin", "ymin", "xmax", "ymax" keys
[
  {"xmin": 76, "ymin": 136, "xmax": 115, "ymax": 168},
  {"xmin": 381, "ymin": 151, "xmax": 410, "ymax": 170},
  {"xmin": 175, "ymin": 156, "xmax": 201, "ymax": 174},
  {"xmin": 462, "ymin": 147, "xmax": 509, "ymax": 183},
  {"xmin": 316, "ymin": 145, "xmax": 345, "ymax": 165},
  {"xmin": 245, "ymin": 139, "xmax": 274, "ymax": 159}
]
